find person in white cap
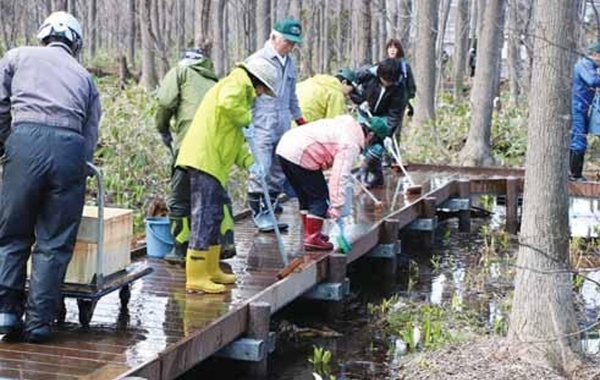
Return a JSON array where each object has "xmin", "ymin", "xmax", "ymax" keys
[
  {"xmin": 0, "ymin": 11, "xmax": 101, "ymax": 343},
  {"xmin": 176, "ymin": 56, "xmax": 279, "ymax": 294}
]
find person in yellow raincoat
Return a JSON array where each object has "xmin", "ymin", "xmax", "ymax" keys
[
  {"xmin": 176, "ymin": 56, "xmax": 279, "ymax": 293},
  {"xmin": 295, "ymin": 68, "xmax": 357, "ymax": 124}
]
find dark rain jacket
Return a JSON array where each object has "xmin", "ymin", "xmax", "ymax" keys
[{"xmin": 354, "ymin": 67, "xmax": 407, "ymax": 135}]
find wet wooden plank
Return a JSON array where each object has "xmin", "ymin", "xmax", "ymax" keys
[
  {"xmin": 568, "ymin": 181, "xmax": 600, "ymax": 197},
  {"xmin": 0, "ymin": 369, "xmax": 79, "ymax": 380},
  {"xmin": 159, "ymin": 306, "xmax": 248, "ymax": 379}
]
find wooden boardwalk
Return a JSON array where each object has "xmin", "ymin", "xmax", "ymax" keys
[{"xmin": 0, "ymin": 165, "xmax": 598, "ymax": 380}]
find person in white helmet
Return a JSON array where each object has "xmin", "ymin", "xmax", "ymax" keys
[
  {"xmin": 176, "ymin": 56, "xmax": 278, "ymax": 294},
  {"xmin": 0, "ymin": 11, "xmax": 101, "ymax": 343}
]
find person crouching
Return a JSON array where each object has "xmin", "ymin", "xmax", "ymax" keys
[{"xmin": 276, "ymin": 114, "xmax": 389, "ymax": 251}]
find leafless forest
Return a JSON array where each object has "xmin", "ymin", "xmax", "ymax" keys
[{"xmin": 0, "ymin": 1, "xmax": 593, "ymax": 90}]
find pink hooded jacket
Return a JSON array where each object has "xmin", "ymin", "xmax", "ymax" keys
[{"xmin": 276, "ymin": 115, "xmax": 365, "ymax": 210}]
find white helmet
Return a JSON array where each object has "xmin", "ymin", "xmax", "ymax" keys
[
  {"xmin": 37, "ymin": 11, "xmax": 83, "ymax": 55},
  {"xmin": 238, "ymin": 56, "xmax": 279, "ymax": 96}
]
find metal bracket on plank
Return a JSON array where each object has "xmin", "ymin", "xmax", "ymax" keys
[
  {"xmin": 215, "ymin": 332, "xmax": 276, "ymax": 362},
  {"xmin": 367, "ymin": 241, "xmax": 401, "ymax": 259},
  {"xmin": 407, "ymin": 217, "xmax": 437, "ymax": 231},
  {"xmin": 302, "ymin": 278, "xmax": 350, "ymax": 301},
  {"xmin": 439, "ymin": 198, "xmax": 470, "ymax": 212}
]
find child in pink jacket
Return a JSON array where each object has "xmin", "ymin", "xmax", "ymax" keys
[{"xmin": 275, "ymin": 113, "xmax": 389, "ymax": 250}]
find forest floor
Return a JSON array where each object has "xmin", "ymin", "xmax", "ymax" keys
[{"xmin": 397, "ymin": 337, "xmax": 600, "ymax": 379}]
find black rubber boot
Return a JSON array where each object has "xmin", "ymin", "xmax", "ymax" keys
[
  {"xmin": 220, "ymin": 230, "xmax": 236, "ymax": 260},
  {"xmin": 569, "ymin": 150, "xmax": 587, "ymax": 182},
  {"xmin": 269, "ymin": 192, "xmax": 284, "ymax": 214},
  {"xmin": 164, "ymin": 216, "xmax": 189, "ymax": 266}
]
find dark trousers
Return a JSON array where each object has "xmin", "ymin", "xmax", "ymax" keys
[
  {"xmin": 0, "ymin": 124, "xmax": 86, "ymax": 330},
  {"xmin": 278, "ymin": 156, "xmax": 329, "ymax": 218},
  {"xmin": 168, "ymin": 156, "xmax": 191, "ymax": 218},
  {"xmin": 189, "ymin": 169, "xmax": 228, "ymax": 251}
]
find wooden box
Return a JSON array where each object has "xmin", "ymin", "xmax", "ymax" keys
[{"xmin": 64, "ymin": 206, "xmax": 133, "ymax": 284}]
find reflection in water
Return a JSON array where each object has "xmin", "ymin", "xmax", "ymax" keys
[
  {"xmin": 581, "ymin": 271, "xmax": 600, "ymax": 354},
  {"xmin": 126, "ymin": 280, "xmax": 168, "ymax": 367},
  {"xmin": 570, "ymin": 198, "xmax": 600, "ymax": 238},
  {"xmin": 429, "ymin": 273, "xmax": 445, "ymax": 305}
]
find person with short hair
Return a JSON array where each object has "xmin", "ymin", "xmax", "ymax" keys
[
  {"xmin": 246, "ymin": 18, "xmax": 305, "ymax": 232},
  {"xmin": 570, "ymin": 42, "xmax": 600, "ymax": 181},
  {"xmin": 0, "ymin": 11, "xmax": 102, "ymax": 343},
  {"xmin": 176, "ymin": 56, "xmax": 279, "ymax": 294},
  {"xmin": 353, "ymin": 58, "xmax": 408, "ymax": 189}
]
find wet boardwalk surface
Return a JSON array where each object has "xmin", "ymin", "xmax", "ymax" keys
[{"xmin": 1, "ymin": 165, "xmax": 599, "ymax": 379}]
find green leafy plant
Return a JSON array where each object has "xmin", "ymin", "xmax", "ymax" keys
[{"xmin": 308, "ymin": 345, "xmax": 333, "ymax": 377}]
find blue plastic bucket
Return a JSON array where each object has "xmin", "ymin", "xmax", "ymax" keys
[{"xmin": 145, "ymin": 217, "xmax": 174, "ymax": 258}]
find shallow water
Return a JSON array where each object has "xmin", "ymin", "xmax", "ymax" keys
[{"xmin": 184, "ymin": 196, "xmax": 600, "ymax": 379}]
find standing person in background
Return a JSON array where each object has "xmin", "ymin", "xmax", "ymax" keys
[
  {"xmin": 385, "ymin": 38, "xmax": 416, "ymax": 118},
  {"xmin": 246, "ymin": 18, "xmax": 305, "ymax": 232},
  {"xmin": 570, "ymin": 42, "xmax": 600, "ymax": 181},
  {"xmin": 295, "ymin": 68, "xmax": 357, "ymax": 123},
  {"xmin": 155, "ymin": 48, "xmax": 225, "ymax": 265},
  {"xmin": 0, "ymin": 11, "xmax": 101, "ymax": 343},
  {"xmin": 176, "ymin": 56, "xmax": 278, "ymax": 294}
]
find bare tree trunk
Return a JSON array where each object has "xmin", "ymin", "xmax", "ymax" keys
[
  {"xmin": 139, "ymin": 0, "xmax": 157, "ymax": 89},
  {"xmin": 256, "ymin": 0, "xmax": 271, "ymax": 48},
  {"xmin": 127, "ymin": 0, "xmax": 136, "ymax": 66},
  {"xmin": 195, "ymin": 0, "xmax": 212, "ymax": 51},
  {"xmin": 453, "ymin": 0, "xmax": 470, "ymax": 100},
  {"xmin": 52, "ymin": 0, "xmax": 67, "ymax": 11},
  {"xmin": 358, "ymin": 0, "xmax": 372, "ymax": 65},
  {"xmin": 509, "ymin": 0, "xmax": 583, "ymax": 374},
  {"xmin": 88, "ymin": 0, "xmax": 97, "ymax": 61},
  {"xmin": 67, "ymin": 0, "xmax": 75, "ymax": 15},
  {"xmin": 435, "ymin": 0, "xmax": 452, "ymax": 94},
  {"xmin": 334, "ymin": 0, "xmax": 344, "ymax": 66},
  {"xmin": 398, "ymin": 0, "xmax": 412, "ymax": 48},
  {"xmin": 517, "ymin": 0, "xmax": 534, "ymax": 94},
  {"xmin": 289, "ymin": 0, "xmax": 302, "ymax": 20},
  {"xmin": 323, "ymin": 0, "xmax": 331, "ymax": 72},
  {"xmin": 413, "ymin": 0, "xmax": 439, "ymax": 127},
  {"xmin": 177, "ymin": 0, "xmax": 185, "ymax": 53},
  {"xmin": 506, "ymin": 0, "xmax": 520, "ymax": 107},
  {"xmin": 459, "ymin": 0, "xmax": 506, "ymax": 166},
  {"xmin": 0, "ymin": 2, "xmax": 12, "ymax": 52},
  {"xmin": 151, "ymin": 0, "xmax": 168, "ymax": 78},
  {"xmin": 212, "ymin": 0, "xmax": 226, "ymax": 76},
  {"xmin": 45, "ymin": 0, "xmax": 53, "ymax": 15}
]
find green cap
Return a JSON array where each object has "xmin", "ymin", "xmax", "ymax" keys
[
  {"xmin": 357, "ymin": 110, "xmax": 390, "ymax": 139},
  {"xmin": 273, "ymin": 18, "xmax": 303, "ymax": 44},
  {"xmin": 369, "ymin": 116, "xmax": 390, "ymax": 139},
  {"xmin": 589, "ymin": 42, "xmax": 600, "ymax": 53},
  {"xmin": 337, "ymin": 68, "xmax": 357, "ymax": 87}
]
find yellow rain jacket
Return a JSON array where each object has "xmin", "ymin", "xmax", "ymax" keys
[
  {"xmin": 296, "ymin": 74, "xmax": 347, "ymax": 123},
  {"xmin": 176, "ymin": 67, "xmax": 255, "ymax": 187}
]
